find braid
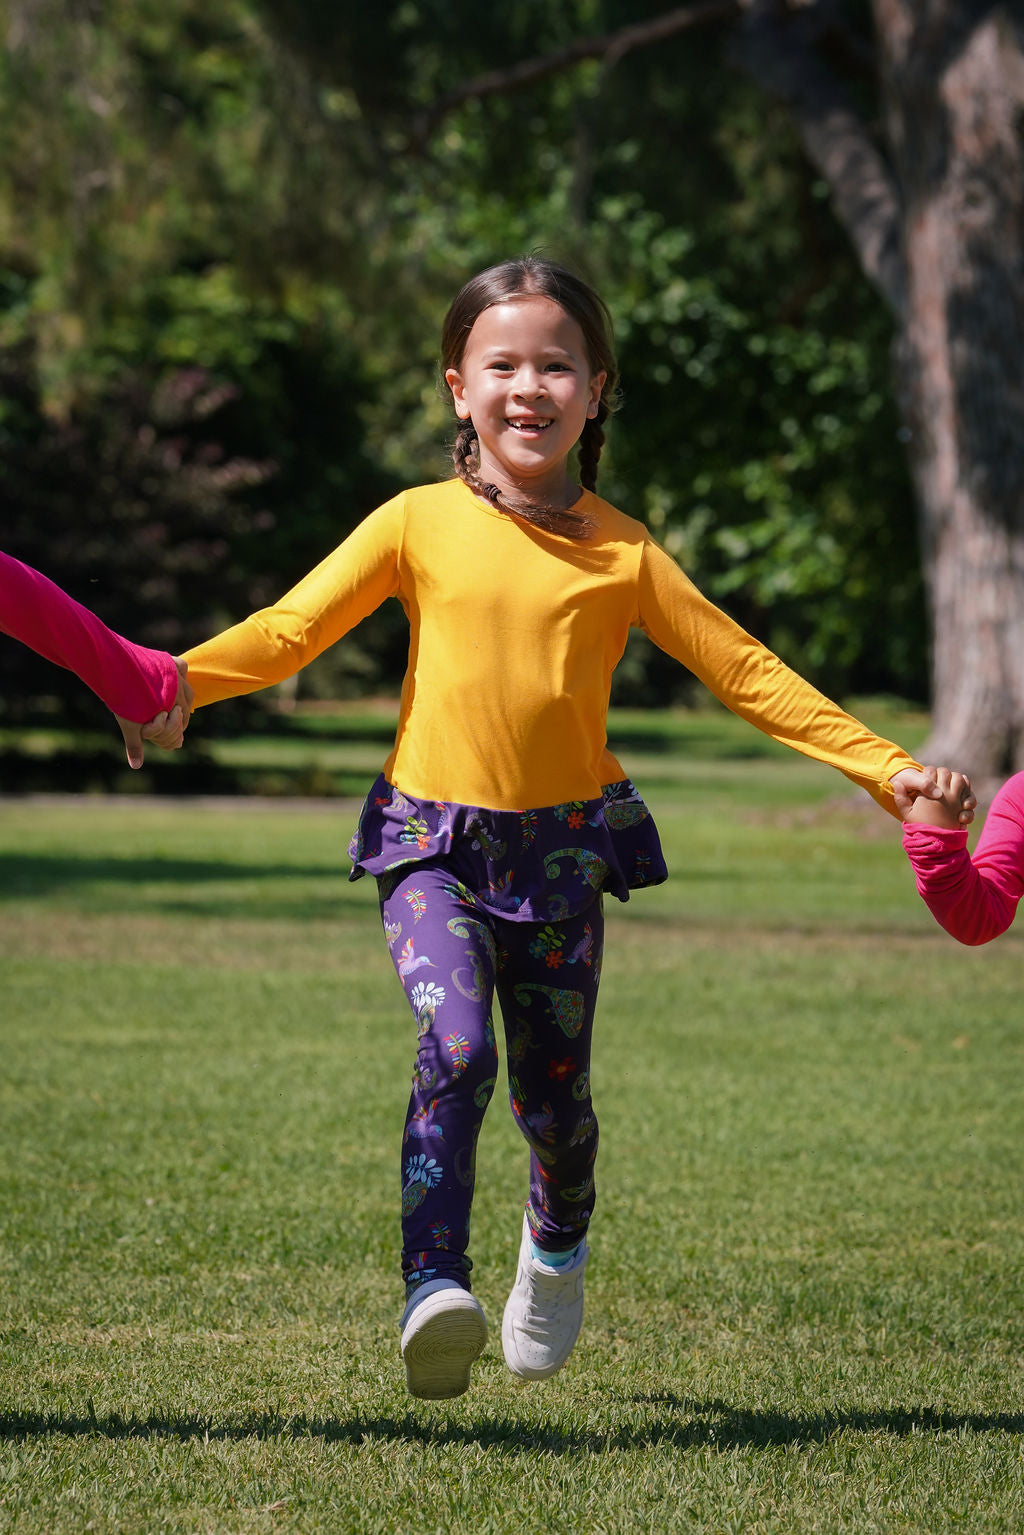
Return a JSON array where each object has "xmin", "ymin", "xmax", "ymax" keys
[
  {"xmin": 577, "ymin": 402, "xmax": 608, "ymax": 493},
  {"xmin": 452, "ymin": 420, "xmax": 479, "ymax": 490},
  {"xmin": 449, "ymin": 418, "xmax": 595, "ymax": 540},
  {"xmin": 451, "ymin": 420, "xmax": 496, "ymax": 508}
]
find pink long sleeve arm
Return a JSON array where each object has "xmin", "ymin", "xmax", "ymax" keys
[
  {"xmin": 0, "ymin": 552, "xmax": 179, "ymax": 722},
  {"xmin": 902, "ymin": 772, "xmax": 1024, "ymax": 945}
]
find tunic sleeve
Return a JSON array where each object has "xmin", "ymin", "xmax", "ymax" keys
[
  {"xmin": 902, "ymin": 773, "xmax": 1024, "ymax": 944},
  {"xmin": 182, "ymin": 499, "xmax": 404, "ymax": 708},
  {"xmin": 0, "ymin": 551, "xmax": 179, "ymax": 722},
  {"xmin": 636, "ymin": 536, "xmax": 919, "ymax": 815}
]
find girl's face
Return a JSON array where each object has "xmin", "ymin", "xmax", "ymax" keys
[{"xmin": 445, "ymin": 295, "xmax": 606, "ymax": 507}]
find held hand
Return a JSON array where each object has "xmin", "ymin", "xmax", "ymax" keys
[
  {"xmin": 114, "ymin": 659, "xmax": 192, "ymax": 769},
  {"xmin": 902, "ymin": 767, "xmax": 974, "ymax": 828},
  {"xmin": 890, "ymin": 765, "xmax": 976, "ymax": 825},
  {"xmin": 142, "ymin": 704, "xmax": 188, "ymax": 751},
  {"xmin": 114, "ymin": 703, "xmax": 188, "ymax": 769},
  {"xmin": 173, "ymin": 657, "xmax": 194, "ymax": 726}
]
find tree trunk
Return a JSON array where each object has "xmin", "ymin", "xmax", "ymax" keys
[{"xmin": 875, "ymin": 1, "xmax": 1024, "ymax": 782}]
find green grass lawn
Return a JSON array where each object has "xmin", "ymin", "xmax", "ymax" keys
[{"xmin": 1, "ymin": 717, "xmax": 1022, "ymax": 1532}]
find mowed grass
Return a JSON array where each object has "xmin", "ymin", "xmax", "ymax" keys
[{"xmin": 1, "ymin": 713, "xmax": 1022, "ymax": 1532}]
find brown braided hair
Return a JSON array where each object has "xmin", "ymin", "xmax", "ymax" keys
[{"xmin": 441, "ymin": 257, "xmax": 619, "ymax": 540}]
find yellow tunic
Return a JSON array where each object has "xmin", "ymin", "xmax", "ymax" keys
[{"xmin": 183, "ymin": 478, "xmax": 917, "ymax": 814}]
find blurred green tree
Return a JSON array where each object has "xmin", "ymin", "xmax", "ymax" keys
[{"xmin": 7, "ymin": 0, "xmax": 1005, "ymax": 760}]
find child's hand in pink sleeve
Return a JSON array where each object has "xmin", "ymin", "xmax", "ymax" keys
[
  {"xmin": 901, "ymin": 766, "xmax": 973, "ymax": 827},
  {"xmin": 116, "ymin": 660, "xmax": 192, "ymax": 769},
  {"xmin": 115, "ymin": 705, "xmax": 185, "ymax": 769}
]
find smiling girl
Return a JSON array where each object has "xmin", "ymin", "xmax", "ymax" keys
[
  {"xmin": 445, "ymin": 277, "xmax": 608, "ymax": 525},
  {"xmin": 176, "ymin": 256, "xmax": 967, "ymax": 1401}
]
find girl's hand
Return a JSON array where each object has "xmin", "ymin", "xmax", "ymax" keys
[
  {"xmin": 891, "ymin": 765, "xmax": 975, "ymax": 825},
  {"xmin": 115, "ymin": 665, "xmax": 192, "ymax": 769},
  {"xmin": 115, "ymin": 704, "xmax": 187, "ymax": 769},
  {"xmin": 172, "ymin": 658, "xmax": 194, "ymax": 727}
]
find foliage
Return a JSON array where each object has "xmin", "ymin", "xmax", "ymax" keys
[{"xmin": 1, "ymin": 1, "xmax": 927, "ymax": 713}]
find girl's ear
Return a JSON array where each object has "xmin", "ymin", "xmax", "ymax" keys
[
  {"xmin": 445, "ymin": 367, "xmax": 472, "ymax": 420},
  {"xmin": 587, "ymin": 370, "xmax": 607, "ymax": 419}
]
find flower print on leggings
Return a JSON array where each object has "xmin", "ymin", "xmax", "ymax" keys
[
  {"xmin": 401, "ymin": 1151, "xmax": 443, "ymax": 1217},
  {"xmin": 410, "ymin": 980, "xmax": 446, "ymax": 1036}
]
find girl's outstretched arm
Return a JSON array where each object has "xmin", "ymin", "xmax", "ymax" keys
[
  {"xmin": 180, "ymin": 499, "xmax": 402, "ymax": 708},
  {"xmin": 635, "ymin": 536, "xmax": 967, "ymax": 820},
  {"xmin": 903, "ymin": 772, "xmax": 1024, "ymax": 944},
  {"xmin": 0, "ymin": 551, "xmax": 188, "ymax": 766}
]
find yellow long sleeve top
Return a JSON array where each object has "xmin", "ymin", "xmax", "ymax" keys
[{"xmin": 183, "ymin": 478, "xmax": 918, "ymax": 814}]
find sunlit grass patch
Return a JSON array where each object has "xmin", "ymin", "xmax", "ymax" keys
[{"xmin": 1, "ymin": 746, "xmax": 1022, "ymax": 1533}]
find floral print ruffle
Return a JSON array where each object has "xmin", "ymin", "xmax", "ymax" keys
[{"xmin": 347, "ymin": 773, "xmax": 667, "ymax": 924}]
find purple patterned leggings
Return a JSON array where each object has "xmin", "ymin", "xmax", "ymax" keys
[{"xmin": 378, "ymin": 862, "xmax": 604, "ymax": 1292}]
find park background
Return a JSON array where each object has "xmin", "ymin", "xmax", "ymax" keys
[
  {"xmin": 3, "ymin": 0, "xmax": 1022, "ymax": 790},
  {"xmin": 2, "ymin": 4, "xmax": 1023, "ymax": 1532}
]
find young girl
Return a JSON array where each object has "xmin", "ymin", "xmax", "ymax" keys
[
  {"xmin": 904, "ymin": 768, "xmax": 1023, "ymax": 943},
  {"xmin": 177, "ymin": 257, "xmax": 968, "ymax": 1401},
  {"xmin": 0, "ymin": 550, "xmax": 191, "ymax": 765}
]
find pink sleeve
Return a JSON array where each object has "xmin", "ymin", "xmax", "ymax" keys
[
  {"xmin": 902, "ymin": 772, "xmax": 1024, "ymax": 945},
  {"xmin": 0, "ymin": 552, "xmax": 179, "ymax": 722}
]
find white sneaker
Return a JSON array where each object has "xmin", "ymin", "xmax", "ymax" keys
[
  {"xmin": 400, "ymin": 1279, "xmax": 488, "ymax": 1400},
  {"xmin": 501, "ymin": 1214, "xmax": 589, "ymax": 1380}
]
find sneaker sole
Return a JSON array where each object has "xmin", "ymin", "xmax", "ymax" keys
[{"xmin": 401, "ymin": 1291, "xmax": 488, "ymax": 1400}]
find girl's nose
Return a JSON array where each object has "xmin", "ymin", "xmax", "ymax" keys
[{"xmin": 513, "ymin": 369, "xmax": 545, "ymax": 399}]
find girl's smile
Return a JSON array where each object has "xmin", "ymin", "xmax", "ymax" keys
[{"xmin": 445, "ymin": 295, "xmax": 606, "ymax": 509}]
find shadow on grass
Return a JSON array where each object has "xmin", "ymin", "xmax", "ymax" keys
[
  {"xmin": 0, "ymin": 853, "xmax": 365, "ymax": 922},
  {"xmin": 2, "ymin": 1398, "xmax": 1021, "ymax": 1454}
]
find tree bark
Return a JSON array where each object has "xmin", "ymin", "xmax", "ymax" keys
[{"xmin": 875, "ymin": 1, "xmax": 1024, "ymax": 781}]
